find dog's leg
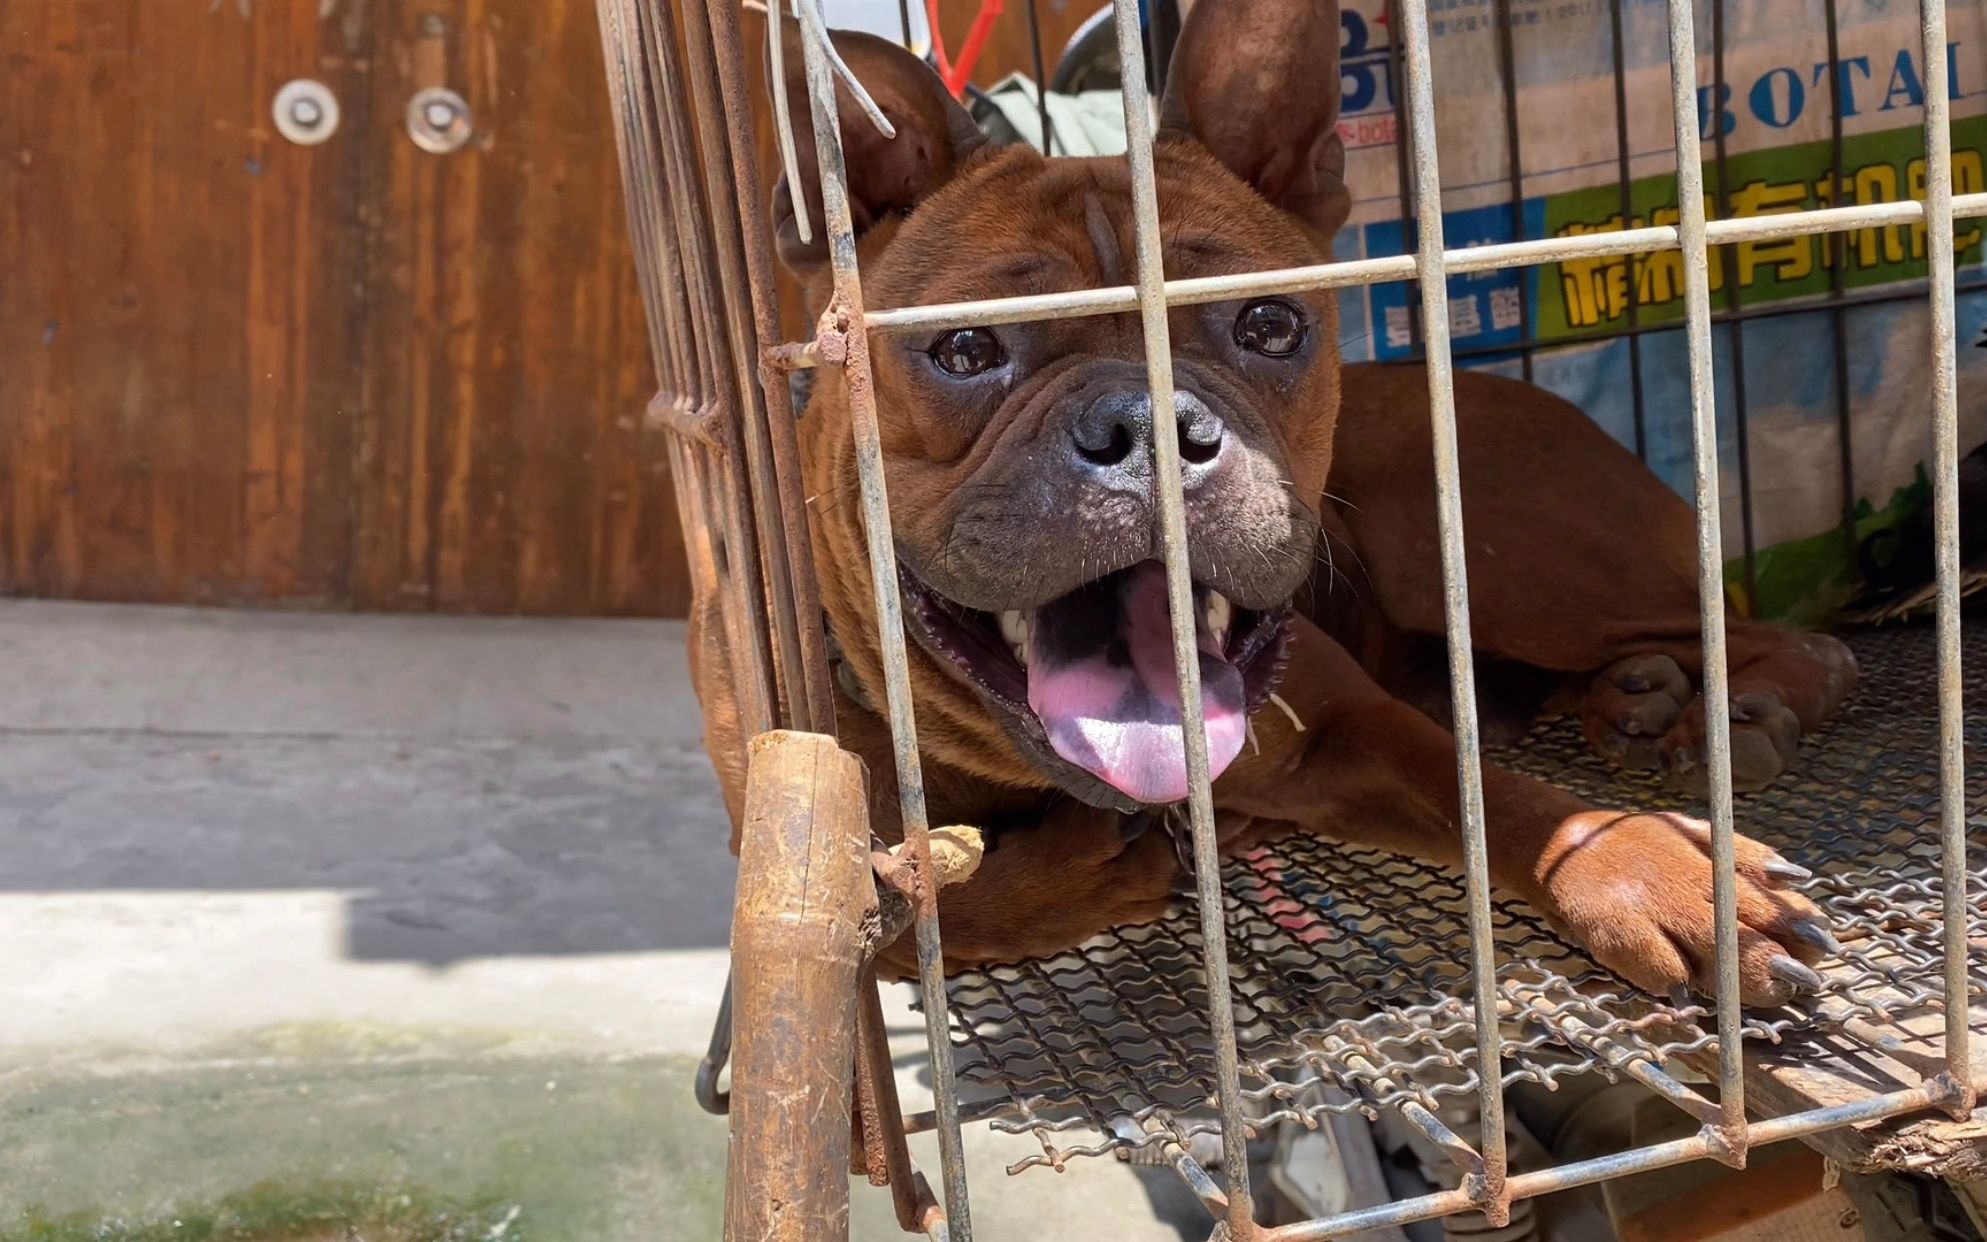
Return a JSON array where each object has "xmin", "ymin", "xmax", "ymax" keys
[
  {"xmin": 1326, "ymin": 363, "xmax": 1857, "ymax": 791},
  {"xmin": 867, "ymin": 797, "xmax": 1185, "ymax": 980},
  {"xmin": 1223, "ymin": 617, "xmax": 1833, "ymax": 1005}
]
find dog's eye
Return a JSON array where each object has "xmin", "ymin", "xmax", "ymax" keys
[
  {"xmin": 928, "ymin": 328, "xmax": 1005, "ymax": 377},
  {"xmin": 1234, "ymin": 299, "xmax": 1307, "ymax": 357}
]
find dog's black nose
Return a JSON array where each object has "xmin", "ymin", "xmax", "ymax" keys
[{"xmin": 1068, "ymin": 390, "xmax": 1225, "ymax": 488}]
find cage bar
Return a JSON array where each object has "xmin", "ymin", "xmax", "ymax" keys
[
  {"xmin": 1661, "ymin": 0, "xmax": 1749, "ymax": 1151},
  {"xmin": 1491, "ymin": 0, "xmax": 1532, "ymax": 384},
  {"xmin": 1916, "ymin": 0, "xmax": 1976, "ymax": 1112},
  {"xmin": 1103, "ymin": 1, "xmax": 1259, "ymax": 1228},
  {"xmin": 1709, "ymin": 0, "xmax": 1762, "ymax": 606},
  {"xmin": 689, "ymin": 0, "xmax": 838, "ymax": 734},
  {"xmin": 671, "ymin": 0, "xmax": 819, "ymax": 735},
  {"xmin": 756, "ymin": 194, "xmax": 1987, "ymax": 343},
  {"xmin": 1266, "ymin": 1078, "xmax": 1957, "ymax": 1241},
  {"xmin": 1823, "ymin": 0, "xmax": 1860, "ymax": 560},
  {"xmin": 1606, "ymin": 0, "xmax": 1650, "ymax": 459},
  {"xmin": 1392, "ymin": 0, "xmax": 1511, "ymax": 1212},
  {"xmin": 787, "ymin": 1, "xmax": 976, "ymax": 1232}
]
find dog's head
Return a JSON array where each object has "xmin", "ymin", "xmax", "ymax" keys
[{"xmin": 778, "ymin": 0, "xmax": 1349, "ymax": 810}]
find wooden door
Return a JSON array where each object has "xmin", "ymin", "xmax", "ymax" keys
[
  {"xmin": 1, "ymin": 0, "xmax": 374, "ymax": 608},
  {"xmin": 0, "ymin": 0, "xmax": 687, "ymax": 615},
  {"xmin": 350, "ymin": 0, "xmax": 683, "ymax": 614},
  {"xmin": 1, "ymin": 0, "xmax": 1099, "ymax": 617}
]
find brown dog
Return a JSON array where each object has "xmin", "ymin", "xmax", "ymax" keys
[{"xmin": 692, "ymin": 0, "xmax": 1859, "ymax": 1004}]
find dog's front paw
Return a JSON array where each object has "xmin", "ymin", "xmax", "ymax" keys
[{"xmin": 1538, "ymin": 810, "xmax": 1839, "ymax": 1006}]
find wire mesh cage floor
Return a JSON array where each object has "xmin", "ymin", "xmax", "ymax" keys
[{"xmin": 940, "ymin": 618, "xmax": 1987, "ymax": 1177}]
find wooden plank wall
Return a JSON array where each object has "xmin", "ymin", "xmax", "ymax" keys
[
  {"xmin": 1, "ymin": 0, "xmax": 373, "ymax": 608},
  {"xmin": 352, "ymin": 0, "xmax": 682, "ymax": 615},
  {"xmin": 1, "ymin": 0, "xmax": 1096, "ymax": 617}
]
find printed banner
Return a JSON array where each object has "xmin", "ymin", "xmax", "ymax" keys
[{"xmin": 1329, "ymin": 0, "xmax": 1987, "ymax": 623}]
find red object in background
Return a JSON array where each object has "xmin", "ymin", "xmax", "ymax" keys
[{"xmin": 926, "ymin": 0, "xmax": 1007, "ymax": 98}]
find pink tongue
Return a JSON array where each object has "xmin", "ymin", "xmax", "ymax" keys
[{"xmin": 1026, "ymin": 563, "xmax": 1247, "ymax": 805}]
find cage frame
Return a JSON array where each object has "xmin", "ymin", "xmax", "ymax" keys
[{"xmin": 593, "ymin": 0, "xmax": 1982, "ymax": 1237}]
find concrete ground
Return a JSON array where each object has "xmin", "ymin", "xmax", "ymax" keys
[{"xmin": 0, "ymin": 600, "xmax": 1205, "ymax": 1240}]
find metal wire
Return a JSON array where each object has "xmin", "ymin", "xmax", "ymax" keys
[
  {"xmin": 1393, "ymin": 0, "xmax": 1509, "ymax": 1211},
  {"xmin": 1104, "ymin": 2, "xmax": 1257, "ymax": 1228},
  {"xmin": 788, "ymin": 3, "xmax": 975, "ymax": 1232},
  {"xmin": 1606, "ymin": 0, "xmax": 1649, "ymax": 460},
  {"xmin": 1660, "ymin": 0, "xmax": 1748, "ymax": 1152},
  {"xmin": 1709, "ymin": 0, "xmax": 1761, "ymax": 611},
  {"xmin": 1916, "ymin": 0, "xmax": 1976, "ymax": 1113},
  {"xmin": 750, "ymin": 195, "xmax": 1987, "ymax": 349}
]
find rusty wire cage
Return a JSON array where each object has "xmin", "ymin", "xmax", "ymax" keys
[{"xmin": 594, "ymin": 0, "xmax": 1983, "ymax": 1237}]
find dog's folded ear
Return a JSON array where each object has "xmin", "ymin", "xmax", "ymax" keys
[
  {"xmin": 767, "ymin": 22, "xmax": 986, "ymax": 271},
  {"xmin": 1159, "ymin": 0, "xmax": 1351, "ymax": 238}
]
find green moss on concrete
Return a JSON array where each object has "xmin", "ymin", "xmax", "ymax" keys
[
  {"xmin": 9, "ymin": 1181, "xmax": 517, "ymax": 1242},
  {"xmin": 0, "ymin": 1040, "xmax": 728, "ymax": 1242}
]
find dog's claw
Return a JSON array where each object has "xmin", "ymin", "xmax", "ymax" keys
[
  {"xmin": 1762, "ymin": 859, "xmax": 1812, "ymax": 883},
  {"xmin": 1768, "ymin": 956, "xmax": 1825, "ymax": 993},
  {"xmin": 1788, "ymin": 918, "xmax": 1842, "ymax": 957}
]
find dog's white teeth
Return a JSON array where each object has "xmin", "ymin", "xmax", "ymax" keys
[
  {"xmin": 998, "ymin": 610, "xmax": 1030, "ymax": 660},
  {"xmin": 1204, "ymin": 591, "xmax": 1232, "ymax": 649}
]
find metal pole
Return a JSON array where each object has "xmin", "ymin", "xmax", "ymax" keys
[
  {"xmin": 789, "ymin": 4, "xmax": 976, "ymax": 1232},
  {"xmin": 1492, "ymin": 0, "xmax": 1532, "ymax": 383},
  {"xmin": 1264, "ymin": 1079, "xmax": 1956, "ymax": 1242},
  {"xmin": 837, "ymin": 194, "xmax": 1987, "ymax": 337},
  {"xmin": 668, "ymin": 0, "xmax": 815, "ymax": 733},
  {"xmin": 1662, "ymin": 0, "xmax": 1748, "ymax": 1155},
  {"xmin": 1915, "ymin": 0, "xmax": 1976, "ymax": 1116},
  {"xmin": 1394, "ymin": 0, "xmax": 1509, "ymax": 1214},
  {"xmin": 695, "ymin": 0, "xmax": 839, "ymax": 733},
  {"xmin": 1024, "ymin": 0, "xmax": 1057, "ymax": 155},
  {"xmin": 1103, "ymin": 1, "xmax": 1256, "ymax": 1230},
  {"xmin": 1608, "ymin": 0, "xmax": 1650, "ymax": 459},
  {"xmin": 1823, "ymin": 0, "xmax": 1859, "ymax": 557},
  {"xmin": 1709, "ymin": 0, "xmax": 1761, "ymax": 609}
]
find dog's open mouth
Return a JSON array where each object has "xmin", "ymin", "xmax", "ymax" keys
[{"xmin": 899, "ymin": 560, "xmax": 1291, "ymax": 806}]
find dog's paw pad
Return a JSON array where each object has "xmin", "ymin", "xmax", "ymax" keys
[{"xmin": 1582, "ymin": 654, "xmax": 1691, "ymax": 772}]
